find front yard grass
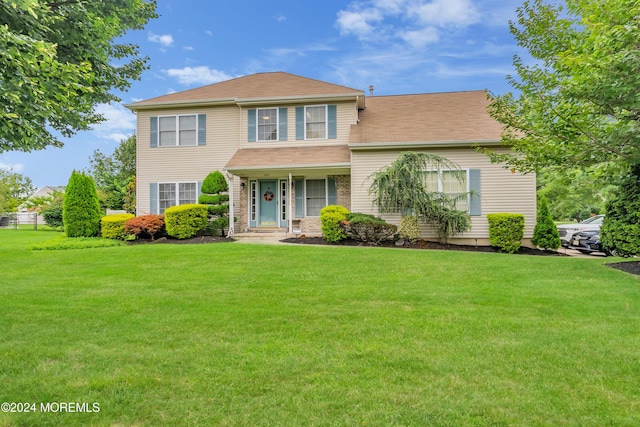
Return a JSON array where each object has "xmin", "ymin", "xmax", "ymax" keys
[{"xmin": 1, "ymin": 230, "xmax": 639, "ymax": 426}]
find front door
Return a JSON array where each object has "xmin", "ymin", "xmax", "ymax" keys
[{"xmin": 259, "ymin": 180, "xmax": 278, "ymax": 226}]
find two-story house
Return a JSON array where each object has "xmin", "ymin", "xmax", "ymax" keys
[{"xmin": 126, "ymin": 72, "xmax": 536, "ymax": 245}]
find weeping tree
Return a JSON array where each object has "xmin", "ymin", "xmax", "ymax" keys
[{"xmin": 368, "ymin": 151, "xmax": 471, "ymax": 243}]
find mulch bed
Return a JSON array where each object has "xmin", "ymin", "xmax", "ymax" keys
[
  {"xmin": 281, "ymin": 236, "xmax": 565, "ymax": 256},
  {"xmin": 606, "ymin": 261, "xmax": 640, "ymax": 276}
]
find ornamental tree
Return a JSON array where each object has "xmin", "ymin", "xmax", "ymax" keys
[
  {"xmin": 0, "ymin": 0, "xmax": 157, "ymax": 153},
  {"xmin": 198, "ymin": 171, "xmax": 230, "ymax": 236},
  {"xmin": 368, "ymin": 151, "xmax": 471, "ymax": 243}
]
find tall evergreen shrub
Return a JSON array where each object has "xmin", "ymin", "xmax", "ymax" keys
[
  {"xmin": 531, "ymin": 194, "xmax": 561, "ymax": 250},
  {"xmin": 62, "ymin": 170, "xmax": 102, "ymax": 237},
  {"xmin": 600, "ymin": 164, "xmax": 640, "ymax": 256}
]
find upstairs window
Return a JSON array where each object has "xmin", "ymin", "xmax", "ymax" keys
[
  {"xmin": 257, "ymin": 108, "xmax": 278, "ymax": 141},
  {"xmin": 153, "ymin": 114, "xmax": 204, "ymax": 147},
  {"xmin": 305, "ymin": 106, "xmax": 327, "ymax": 139}
]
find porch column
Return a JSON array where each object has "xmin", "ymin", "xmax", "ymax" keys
[{"xmin": 288, "ymin": 172, "xmax": 293, "ymax": 234}]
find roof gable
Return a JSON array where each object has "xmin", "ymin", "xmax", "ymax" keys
[{"xmin": 128, "ymin": 72, "xmax": 364, "ymax": 108}]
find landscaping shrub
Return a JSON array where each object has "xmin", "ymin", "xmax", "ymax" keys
[
  {"xmin": 531, "ymin": 194, "xmax": 561, "ymax": 250},
  {"xmin": 62, "ymin": 170, "xmax": 103, "ymax": 237},
  {"xmin": 341, "ymin": 212, "xmax": 397, "ymax": 245},
  {"xmin": 199, "ymin": 171, "xmax": 230, "ymax": 236},
  {"xmin": 430, "ymin": 208, "xmax": 471, "ymax": 243},
  {"xmin": 42, "ymin": 206, "xmax": 64, "ymax": 228},
  {"xmin": 101, "ymin": 213, "xmax": 135, "ymax": 240},
  {"xmin": 124, "ymin": 214, "xmax": 165, "ymax": 240},
  {"xmin": 600, "ymin": 163, "xmax": 640, "ymax": 257},
  {"xmin": 399, "ymin": 215, "xmax": 420, "ymax": 243},
  {"xmin": 487, "ymin": 213, "xmax": 525, "ymax": 254},
  {"xmin": 320, "ymin": 205, "xmax": 350, "ymax": 243},
  {"xmin": 164, "ymin": 204, "xmax": 209, "ymax": 239}
]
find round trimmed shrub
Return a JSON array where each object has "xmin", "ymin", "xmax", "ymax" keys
[
  {"xmin": 164, "ymin": 204, "xmax": 209, "ymax": 239},
  {"xmin": 320, "ymin": 205, "xmax": 350, "ymax": 243},
  {"xmin": 124, "ymin": 214, "xmax": 165, "ymax": 240},
  {"xmin": 101, "ymin": 213, "xmax": 135, "ymax": 240},
  {"xmin": 487, "ymin": 213, "xmax": 525, "ymax": 254}
]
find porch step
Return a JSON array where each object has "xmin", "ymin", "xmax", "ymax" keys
[{"xmin": 232, "ymin": 230, "xmax": 288, "ymax": 243}]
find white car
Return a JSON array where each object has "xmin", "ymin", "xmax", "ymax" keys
[{"xmin": 557, "ymin": 214, "xmax": 605, "ymax": 247}]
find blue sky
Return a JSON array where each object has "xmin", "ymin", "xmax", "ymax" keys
[{"xmin": 2, "ymin": 0, "xmax": 525, "ymax": 188}]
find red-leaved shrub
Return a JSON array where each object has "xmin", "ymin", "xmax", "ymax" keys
[{"xmin": 124, "ymin": 214, "xmax": 165, "ymax": 240}]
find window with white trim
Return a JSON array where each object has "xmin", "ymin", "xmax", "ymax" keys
[
  {"xmin": 158, "ymin": 115, "xmax": 198, "ymax": 146},
  {"xmin": 158, "ymin": 182, "xmax": 198, "ymax": 214},
  {"xmin": 305, "ymin": 106, "xmax": 327, "ymax": 139},
  {"xmin": 305, "ymin": 179, "xmax": 326, "ymax": 216},
  {"xmin": 257, "ymin": 108, "xmax": 278, "ymax": 141},
  {"xmin": 424, "ymin": 170, "xmax": 469, "ymax": 212}
]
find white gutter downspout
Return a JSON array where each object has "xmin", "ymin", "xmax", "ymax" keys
[
  {"xmin": 288, "ymin": 172, "xmax": 293, "ymax": 235},
  {"xmin": 226, "ymin": 172, "xmax": 234, "ymax": 237}
]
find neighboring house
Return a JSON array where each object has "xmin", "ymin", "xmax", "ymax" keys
[
  {"xmin": 126, "ymin": 72, "xmax": 536, "ymax": 245},
  {"xmin": 16, "ymin": 186, "xmax": 64, "ymax": 224}
]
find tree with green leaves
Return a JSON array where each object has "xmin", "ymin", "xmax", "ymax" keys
[
  {"xmin": 87, "ymin": 135, "xmax": 136, "ymax": 210},
  {"xmin": 62, "ymin": 171, "xmax": 102, "ymax": 237},
  {"xmin": 485, "ymin": 0, "xmax": 640, "ymax": 255},
  {"xmin": 0, "ymin": 0, "xmax": 157, "ymax": 153},
  {"xmin": 537, "ymin": 166, "xmax": 616, "ymax": 221},
  {"xmin": 0, "ymin": 168, "xmax": 35, "ymax": 212},
  {"xmin": 369, "ymin": 151, "xmax": 471, "ymax": 243},
  {"xmin": 484, "ymin": 0, "xmax": 640, "ymax": 172}
]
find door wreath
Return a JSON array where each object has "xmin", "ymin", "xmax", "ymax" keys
[{"xmin": 263, "ymin": 189, "xmax": 274, "ymax": 201}]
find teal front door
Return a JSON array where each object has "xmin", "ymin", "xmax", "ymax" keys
[{"xmin": 259, "ymin": 180, "xmax": 278, "ymax": 226}]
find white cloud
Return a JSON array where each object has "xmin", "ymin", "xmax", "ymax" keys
[
  {"xmin": 408, "ymin": 0, "xmax": 480, "ymax": 26},
  {"xmin": 337, "ymin": 0, "xmax": 481, "ymax": 47},
  {"xmin": 336, "ymin": 8, "xmax": 383, "ymax": 38},
  {"xmin": 148, "ymin": 32, "xmax": 174, "ymax": 47},
  {"xmin": 165, "ymin": 66, "xmax": 233, "ymax": 85},
  {"xmin": 183, "ymin": 46, "xmax": 194, "ymax": 51},
  {"xmin": 399, "ymin": 26, "xmax": 440, "ymax": 47},
  {"xmin": 91, "ymin": 103, "xmax": 136, "ymax": 142},
  {"xmin": 274, "ymin": 14, "xmax": 286, "ymax": 22},
  {"xmin": 0, "ymin": 159, "xmax": 24, "ymax": 172}
]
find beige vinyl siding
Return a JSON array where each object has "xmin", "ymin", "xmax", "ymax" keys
[
  {"xmin": 241, "ymin": 101, "xmax": 357, "ymax": 149},
  {"xmin": 136, "ymin": 106, "xmax": 240, "ymax": 215},
  {"xmin": 350, "ymin": 147, "xmax": 536, "ymax": 241}
]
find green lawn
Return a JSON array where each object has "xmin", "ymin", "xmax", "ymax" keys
[{"xmin": 1, "ymin": 230, "xmax": 639, "ymax": 426}]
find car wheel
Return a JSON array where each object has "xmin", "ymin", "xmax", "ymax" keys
[{"xmin": 604, "ymin": 248, "xmax": 618, "ymax": 257}]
